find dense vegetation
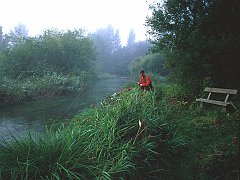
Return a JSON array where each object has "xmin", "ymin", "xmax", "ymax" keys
[
  {"xmin": 146, "ymin": 0, "xmax": 240, "ymax": 98},
  {"xmin": 0, "ymin": 85, "xmax": 238, "ymax": 179},
  {"xmin": 0, "ymin": 0, "xmax": 239, "ymax": 179},
  {"xmin": 90, "ymin": 25, "xmax": 151, "ymax": 76},
  {"xmin": 0, "ymin": 25, "xmax": 151, "ymax": 103},
  {"xmin": 0, "ymin": 29, "xmax": 95, "ymax": 103},
  {"xmin": 131, "ymin": 53, "xmax": 167, "ymax": 82}
]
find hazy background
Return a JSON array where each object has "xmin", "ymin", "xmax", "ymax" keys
[{"xmin": 0, "ymin": 0, "xmax": 155, "ymax": 45}]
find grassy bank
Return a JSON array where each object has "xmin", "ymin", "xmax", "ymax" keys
[
  {"xmin": 156, "ymin": 85, "xmax": 239, "ymax": 179},
  {"xmin": 0, "ymin": 72, "xmax": 88, "ymax": 104},
  {"xmin": 0, "ymin": 84, "xmax": 239, "ymax": 179}
]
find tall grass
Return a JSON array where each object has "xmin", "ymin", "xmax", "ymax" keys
[
  {"xmin": 0, "ymin": 72, "xmax": 87, "ymax": 103},
  {"xmin": 0, "ymin": 87, "xmax": 187, "ymax": 179},
  {"xmin": 153, "ymin": 84, "xmax": 239, "ymax": 179},
  {"xmin": 0, "ymin": 84, "xmax": 238, "ymax": 179}
]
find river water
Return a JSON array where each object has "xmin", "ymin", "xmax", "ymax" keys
[{"xmin": 0, "ymin": 78, "xmax": 131, "ymax": 142}]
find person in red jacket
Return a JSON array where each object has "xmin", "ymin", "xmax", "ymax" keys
[{"xmin": 137, "ymin": 70, "xmax": 153, "ymax": 91}]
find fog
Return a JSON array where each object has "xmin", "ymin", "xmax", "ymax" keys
[{"xmin": 0, "ymin": 0, "xmax": 155, "ymax": 45}]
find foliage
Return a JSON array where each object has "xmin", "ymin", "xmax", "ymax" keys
[
  {"xmin": 153, "ymin": 84, "xmax": 239, "ymax": 179},
  {"xmin": 112, "ymin": 40, "xmax": 151, "ymax": 76},
  {"xmin": 90, "ymin": 26, "xmax": 151, "ymax": 76},
  {"xmin": 131, "ymin": 53, "xmax": 167, "ymax": 82},
  {"xmin": 0, "ymin": 72, "xmax": 88, "ymax": 103},
  {"xmin": 90, "ymin": 25, "xmax": 122, "ymax": 75},
  {"xmin": 0, "ymin": 87, "xmax": 187, "ymax": 179},
  {"xmin": 146, "ymin": 0, "xmax": 240, "ymax": 94},
  {"xmin": 0, "ymin": 29, "xmax": 95, "ymax": 78},
  {"xmin": 126, "ymin": 29, "xmax": 136, "ymax": 47},
  {"xmin": 39, "ymin": 29, "xmax": 95, "ymax": 75},
  {"xmin": 10, "ymin": 23, "xmax": 29, "ymax": 38},
  {"xmin": 0, "ymin": 29, "xmax": 95, "ymax": 103},
  {"xmin": 0, "ymin": 83, "xmax": 239, "ymax": 179}
]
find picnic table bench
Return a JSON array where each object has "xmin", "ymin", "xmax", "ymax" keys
[{"xmin": 196, "ymin": 87, "xmax": 238, "ymax": 112}]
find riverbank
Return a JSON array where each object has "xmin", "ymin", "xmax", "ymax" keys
[
  {"xmin": 0, "ymin": 84, "xmax": 239, "ymax": 179},
  {"xmin": 0, "ymin": 78, "xmax": 131, "ymax": 142},
  {"xmin": 0, "ymin": 73, "xmax": 89, "ymax": 104}
]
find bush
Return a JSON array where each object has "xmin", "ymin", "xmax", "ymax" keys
[{"xmin": 131, "ymin": 53, "xmax": 167, "ymax": 81}]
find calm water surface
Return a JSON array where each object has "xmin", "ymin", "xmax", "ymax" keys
[{"xmin": 0, "ymin": 78, "xmax": 131, "ymax": 142}]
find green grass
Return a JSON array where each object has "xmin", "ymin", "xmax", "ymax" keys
[
  {"xmin": 0, "ymin": 72, "xmax": 87, "ymax": 104},
  {"xmin": 0, "ymin": 84, "xmax": 239, "ymax": 179},
  {"xmin": 153, "ymin": 84, "xmax": 239, "ymax": 179}
]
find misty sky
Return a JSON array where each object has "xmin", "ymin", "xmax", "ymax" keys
[{"xmin": 0, "ymin": 0, "xmax": 155, "ymax": 45}]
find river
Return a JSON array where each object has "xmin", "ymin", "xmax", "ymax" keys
[{"xmin": 0, "ymin": 78, "xmax": 131, "ymax": 142}]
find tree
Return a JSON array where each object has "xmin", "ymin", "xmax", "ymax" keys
[
  {"xmin": 0, "ymin": 26, "xmax": 9, "ymax": 50},
  {"xmin": 4, "ymin": 23, "xmax": 29, "ymax": 48},
  {"xmin": 90, "ymin": 25, "xmax": 151, "ymax": 76},
  {"xmin": 146, "ymin": 0, "xmax": 240, "ymax": 95},
  {"xmin": 11, "ymin": 23, "xmax": 28, "ymax": 38},
  {"xmin": 90, "ymin": 25, "xmax": 122, "ymax": 74},
  {"xmin": 0, "ymin": 26, "xmax": 3, "ymax": 50},
  {"xmin": 112, "ymin": 40, "xmax": 151, "ymax": 76},
  {"xmin": 131, "ymin": 53, "xmax": 166, "ymax": 81},
  {"xmin": 127, "ymin": 29, "xmax": 136, "ymax": 47},
  {"xmin": 0, "ymin": 26, "xmax": 2, "ymax": 42},
  {"xmin": 0, "ymin": 29, "xmax": 96, "ymax": 79}
]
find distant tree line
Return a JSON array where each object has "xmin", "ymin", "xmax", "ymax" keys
[
  {"xmin": 0, "ymin": 24, "xmax": 151, "ymax": 78},
  {"xmin": 90, "ymin": 25, "xmax": 151, "ymax": 76},
  {"xmin": 0, "ymin": 24, "xmax": 151, "ymax": 103},
  {"xmin": 0, "ymin": 27, "xmax": 95, "ymax": 102},
  {"xmin": 0, "ymin": 28, "xmax": 95, "ymax": 78},
  {"xmin": 146, "ymin": 0, "xmax": 240, "ymax": 96}
]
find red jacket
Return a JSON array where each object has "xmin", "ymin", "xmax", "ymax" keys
[{"xmin": 139, "ymin": 74, "xmax": 151, "ymax": 87}]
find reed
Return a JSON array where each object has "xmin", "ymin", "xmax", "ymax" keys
[
  {"xmin": 0, "ymin": 72, "xmax": 87, "ymax": 103},
  {"xmin": 1, "ymin": 84, "xmax": 238, "ymax": 179},
  {"xmin": 0, "ymin": 87, "xmax": 187, "ymax": 179}
]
